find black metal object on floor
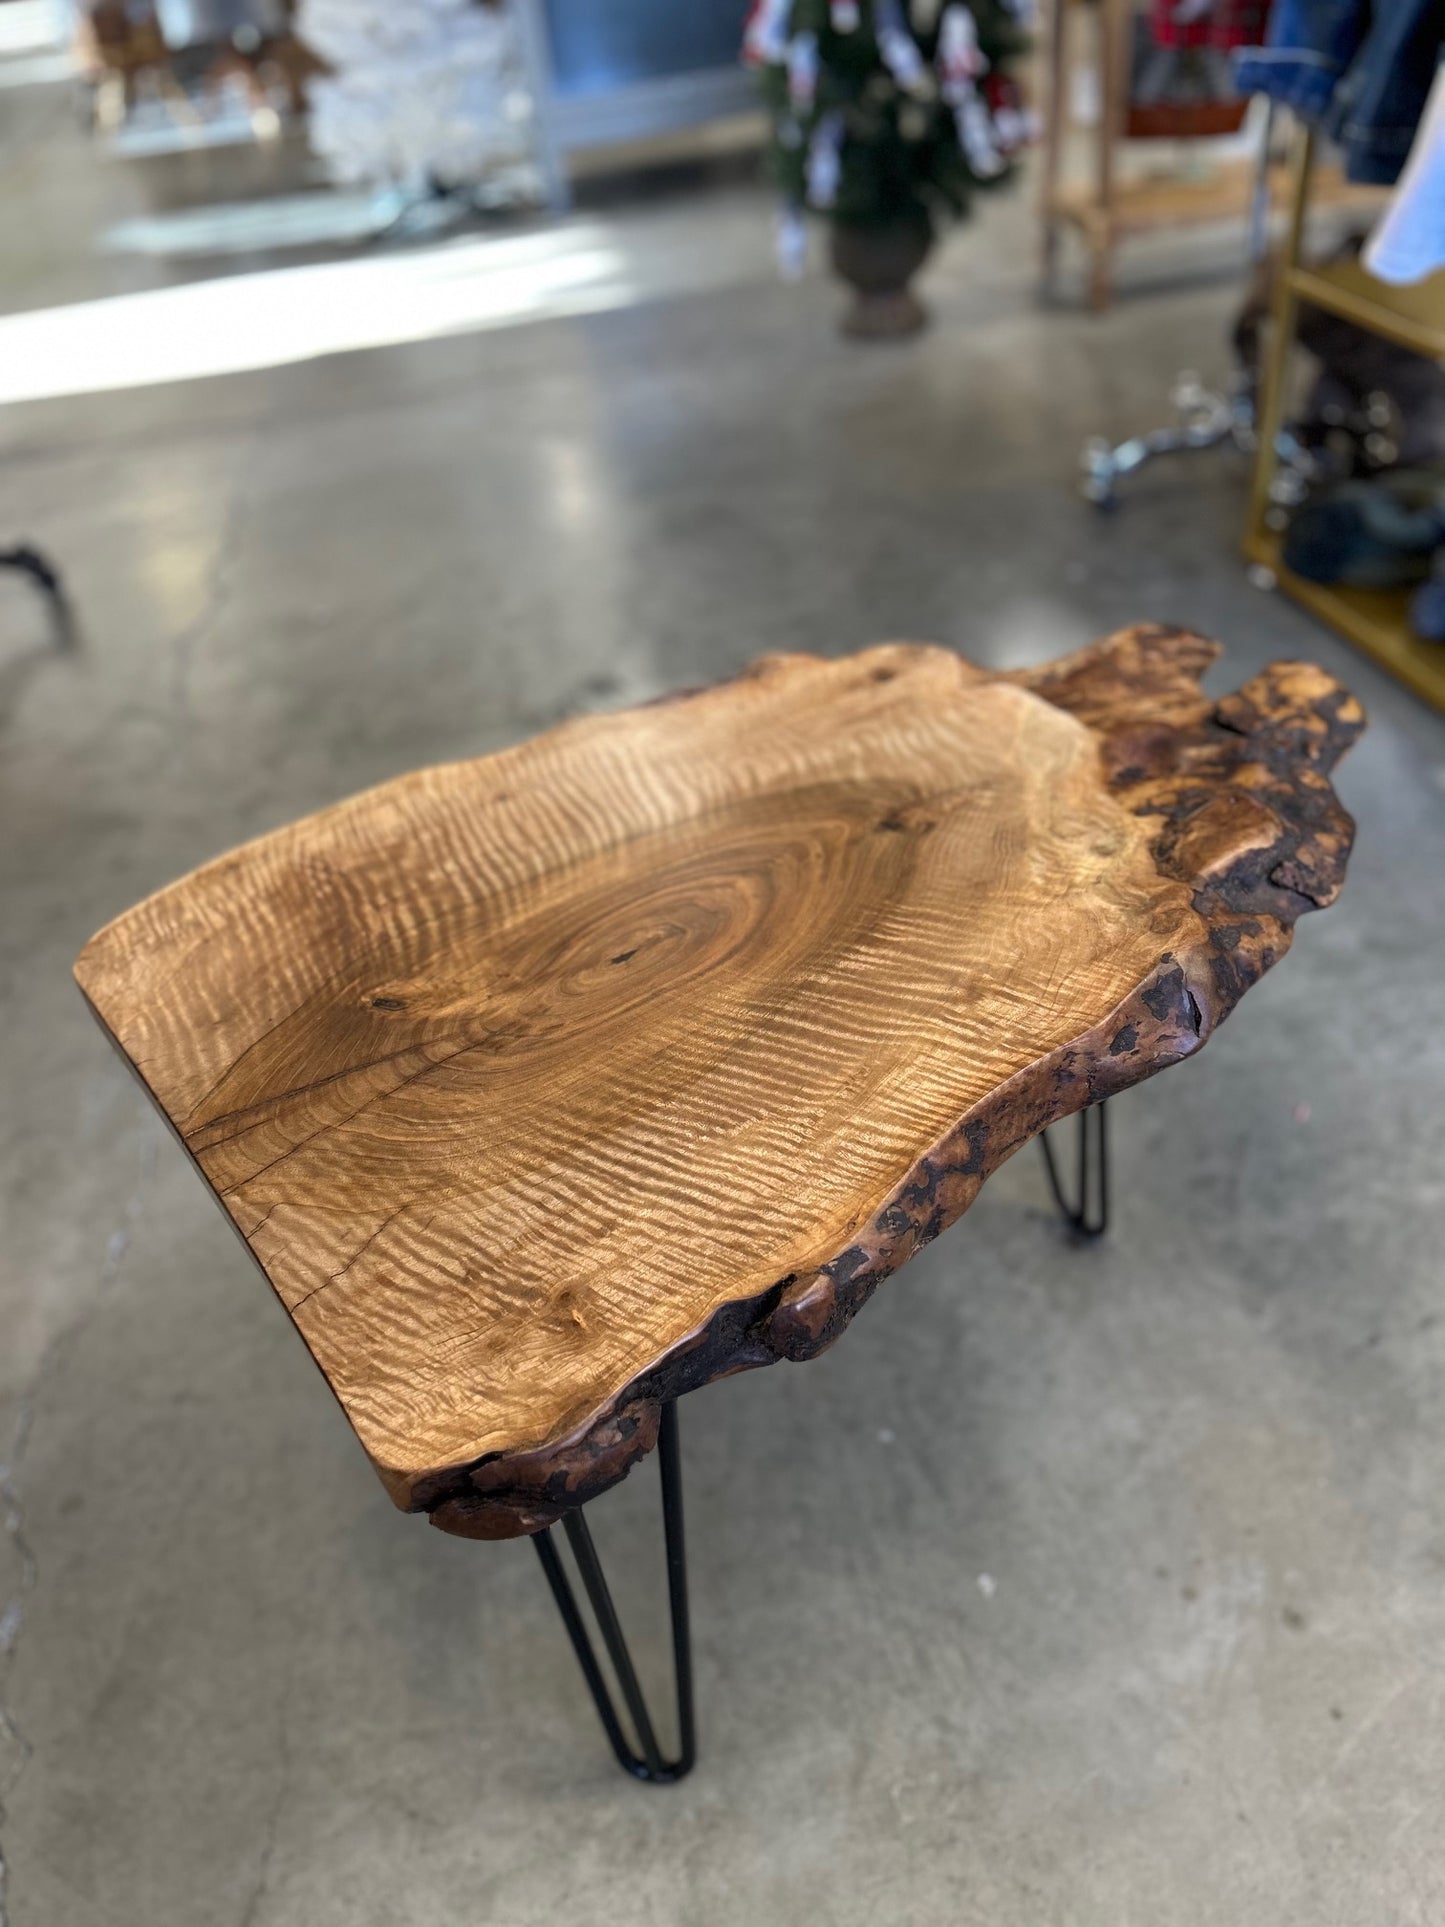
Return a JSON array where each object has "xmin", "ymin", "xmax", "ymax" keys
[
  {"xmin": 1039, "ymin": 1100, "xmax": 1110, "ymax": 1238},
  {"xmin": 1077, "ymin": 104, "xmax": 1278, "ymax": 511},
  {"xmin": 0, "ymin": 543, "xmax": 65, "ymax": 603},
  {"xmin": 533, "ymin": 1398, "xmax": 696, "ymax": 1783}
]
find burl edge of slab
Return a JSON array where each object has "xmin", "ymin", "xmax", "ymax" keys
[
  {"xmin": 75, "ymin": 625, "xmax": 1363, "ymax": 1541},
  {"xmin": 420, "ymin": 627, "xmax": 1363, "ymax": 1538}
]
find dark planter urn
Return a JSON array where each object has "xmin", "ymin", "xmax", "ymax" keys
[{"xmin": 829, "ymin": 215, "xmax": 934, "ymax": 340}]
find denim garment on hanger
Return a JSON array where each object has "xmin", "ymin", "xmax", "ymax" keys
[
  {"xmin": 1330, "ymin": 0, "xmax": 1445, "ymax": 183},
  {"xmin": 1236, "ymin": 0, "xmax": 1445, "ymax": 183},
  {"xmin": 1233, "ymin": 0, "xmax": 1368, "ymax": 121}
]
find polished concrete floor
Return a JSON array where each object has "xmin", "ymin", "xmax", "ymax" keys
[{"xmin": 3, "ymin": 86, "xmax": 1445, "ymax": 1927}]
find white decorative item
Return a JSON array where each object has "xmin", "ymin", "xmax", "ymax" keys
[
  {"xmin": 775, "ymin": 202, "xmax": 809, "ymax": 279},
  {"xmin": 937, "ymin": 2, "xmax": 1005, "ymax": 178},
  {"xmin": 938, "ymin": 3, "xmax": 987, "ymax": 87},
  {"xmin": 805, "ymin": 109, "xmax": 846, "ymax": 207},
  {"xmin": 743, "ymin": 0, "xmax": 792, "ymax": 67},
  {"xmin": 874, "ymin": 0, "xmax": 930, "ymax": 93},
  {"xmin": 299, "ymin": 0, "xmax": 539, "ymax": 201},
  {"xmin": 953, "ymin": 87, "xmax": 1005, "ymax": 176},
  {"xmin": 787, "ymin": 30, "xmax": 820, "ymax": 111}
]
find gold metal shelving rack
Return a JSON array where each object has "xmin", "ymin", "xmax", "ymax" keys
[{"xmin": 1246, "ymin": 124, "xmax": 1445, "ymax": 715}]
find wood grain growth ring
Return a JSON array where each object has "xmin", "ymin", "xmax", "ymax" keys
[{"xmin": 74, "ymin": 626, "xmax": 1363, "ymax": 1538}]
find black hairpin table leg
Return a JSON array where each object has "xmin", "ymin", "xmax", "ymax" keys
[
  {"xmin": 536, "ymin": 1115, "xmax": 1108, "ymax": 1784},
  {"xmin": 1039, "ymin": 1099, "xmax": 1110, "ymax": 1238},
  {"xmin": 533, "ymin": 1399, "xmax": 696, "ymax": 1783}
]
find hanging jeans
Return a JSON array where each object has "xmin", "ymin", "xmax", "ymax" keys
[
  {"xmin": 1235, "ymin": 0, "xmax": 1445, "ymax": 182},
  {"xmin": 1234, "ymin": 0, "xmax": 1367, "ymax": 121},
  {"xmin": 1333, "ymin": 0, "xmax": 1445, "ymax": 182}
]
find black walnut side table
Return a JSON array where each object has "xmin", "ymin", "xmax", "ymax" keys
[{"xmin": 75, "ymin": 626, "xmax": 1363, "ymax": 1781}]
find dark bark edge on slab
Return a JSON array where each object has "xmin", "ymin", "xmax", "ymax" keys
[{"xmin": 422, "ymin": 624, "xmax": 1365, "ymax": 1540}]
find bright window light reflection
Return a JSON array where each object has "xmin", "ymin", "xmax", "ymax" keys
[
  {"xmin": 0, "ymin": 1, "xmax": 59, "ymax": 54},
  {"xmin": 0, "ymin": 226, "xmax": 637, "ymax": 405},
  {"xmin": 101, "ymin": 192, "xmax": 399, "ymax": 257}
]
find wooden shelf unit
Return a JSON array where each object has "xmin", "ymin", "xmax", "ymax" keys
[
  {"xmin": 1289, "ymin": 254, "xmax": 1445, "ymax": 361},
  {"xmin": 1245, "ymin": 529, "xmax": 1445, "ymax": 714},
  {"xmin": 1038, "ymin": 0, "xmax": 1380, "ymax": 309},
  {"xmin": 1246, "ymin": 125, "xmax": 1445, "ymax": 716}
]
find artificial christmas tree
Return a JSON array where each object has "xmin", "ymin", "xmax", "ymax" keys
[
  {"xmin": 300, "ymin": 0, "xmax": 540, "ymax": 219},
  {"xmin": 748, "ymin": 0, "xmax": 1033, "ymax": 335}
]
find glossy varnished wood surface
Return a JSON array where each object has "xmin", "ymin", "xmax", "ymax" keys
[{"xmin": 74, "ymin": 628, "xmax": 1363, "ymax": 1536}]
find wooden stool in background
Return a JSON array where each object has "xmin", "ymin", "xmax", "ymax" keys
[{"xmin": 75, "ymin": 2, "xmax": 189, "ymax": 135}]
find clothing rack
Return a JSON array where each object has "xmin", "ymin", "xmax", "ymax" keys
[
  {"xmin": 1039, "ymin": 0, "xmax": 1374, "ymax": 310},
  {"xmin": 1245, "ymin": 119, "xmax": 1445, "ymax": 716}
]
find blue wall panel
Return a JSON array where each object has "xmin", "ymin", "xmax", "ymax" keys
[{"xmin": 543, "ymin": 0, "xmax": 746, "ymax": 98}]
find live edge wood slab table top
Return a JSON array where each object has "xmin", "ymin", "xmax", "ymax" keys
[{"xmin": 74, "ymin": 626, "xmax": 1362, "ymax": 1541}]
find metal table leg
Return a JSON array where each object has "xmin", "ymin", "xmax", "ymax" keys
[
  {"xmin": 534, "ymin": 1399, "xmax": 695, "ymax": 1783},
  {"xmin": 1039, "ymin": 1099, "xmax": 1110, "ymax": 1238}
]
